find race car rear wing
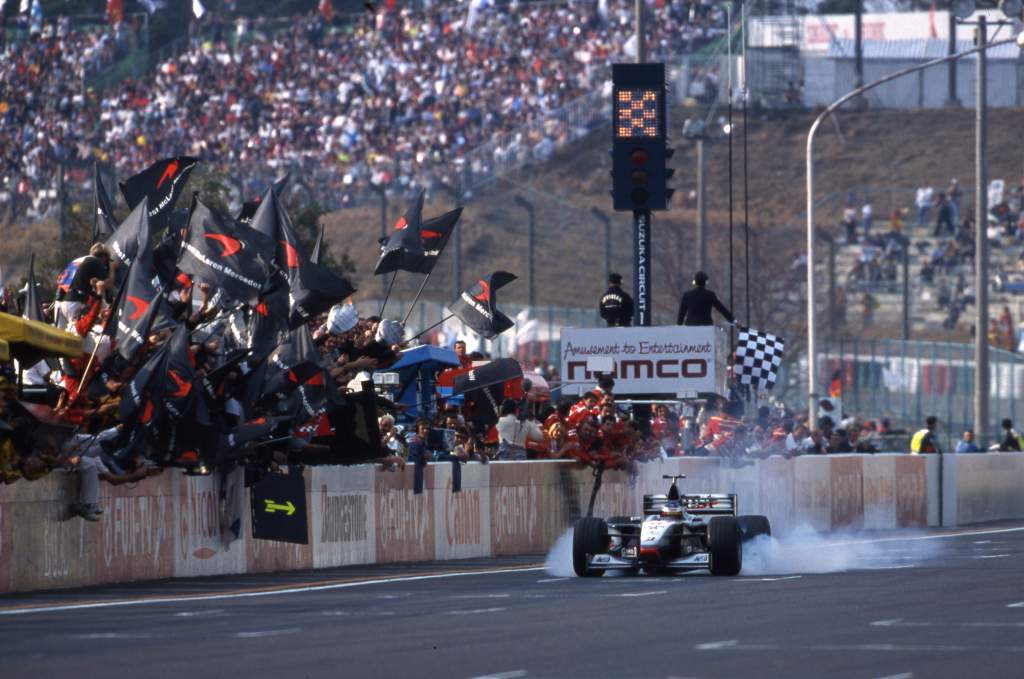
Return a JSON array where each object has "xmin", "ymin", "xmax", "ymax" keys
[{"xmin": 644, "ymin": 493, "xmax": 738, "ymax": 516}]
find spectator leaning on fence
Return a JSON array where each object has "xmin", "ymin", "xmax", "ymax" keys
[
  {"xmin": 998, "ymin": 419, "xmax": 1023, "ymax": 452},
  {"xmin": 955, "ymin": 429, "xmax": 982, "ymax": 453},
  {"xmin": 910, "ymin": 416, "xmax": 941, "ymax": 454}
]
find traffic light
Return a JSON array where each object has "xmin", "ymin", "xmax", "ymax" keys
[{"xmin": 611, "ymin": 63, "xmax": 674, "ymax": 212}]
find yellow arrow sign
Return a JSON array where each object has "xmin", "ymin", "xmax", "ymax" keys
[{"xmin": 263, "ymin": 500, "xmax": 296, "ymax": 516}]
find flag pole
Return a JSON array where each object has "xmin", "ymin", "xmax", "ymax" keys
[
  {"xmin": 378, "ymin": 271, "xmax": 398, "ymax": 317},
  {"xmin": 92, "ymin": 162, "xmax": 100, "ymax": 244},
  {"xmin": 408, "ymin": 313, "xmax": 453, "ymax": 343},
  {"xmin": 401, "ymin": 274, "xmax": 432, "ymax": 326}
]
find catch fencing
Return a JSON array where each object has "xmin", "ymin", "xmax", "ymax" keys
[{"xmin": 819, "ymin": 336, "xmax": 1024, "ymax": 449}]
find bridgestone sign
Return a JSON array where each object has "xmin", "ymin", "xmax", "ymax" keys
[{"xmin": 560, "ymin": 326, "xmax": 728, "ymax": 397}]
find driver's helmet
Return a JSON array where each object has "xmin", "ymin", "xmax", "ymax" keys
[{"xmin": 660, "ymin": 501, "xmax": 684, "ymax": 518}]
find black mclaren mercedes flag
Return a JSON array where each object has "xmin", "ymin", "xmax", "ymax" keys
[
  {"xmin": 405, "ymin": 207, "xmax": 461, "ymax": 275},
  {"xmin": 373, "ymin": 190, "xmax": 424, "ymax": 276},
  {"xmin": 177, "ymin": 198, "xmax": 276, "ymax": 306},
  {"xmin": 22, "ymin": 254, "xmax": 43, "ymax": 323},
  {"xmin": 105, "ymin": 197, "xmax": 152, "ymax": 281},
  {"xmin": 119, "ymin": 339, "xmax": 169, "ymax": 422},
  {"xmin": 261, "ymin": 325, "xmax": 322, "ymax": 404},
  {"xmin": 449, "ymin": 271, "xmax": 517, "ymax": 339},
  {"xmin": 159, "ymin": 324, "xmax": 196, "ymax": 420},
  {"xmin": 93, "ymin": 164, "xmax": 118, "ymax": 242},
  {"xmin": 114, "ymin": 257, "xmax": 169, "ymax": 363},
  {"xmin": 119, "ymin": 156, "xmax": 198, "ymax": 232},
  {"xmin": 250, "ymin": 185, "xmax": 305, "ymax": 281},
  {"xmin": 287, "ymin": 261, "xmax": 356, "ymax": 330}
]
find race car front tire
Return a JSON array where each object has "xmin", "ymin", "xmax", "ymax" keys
[
  {"xmin": 737, "ymin": 515, "xmax": 772, "ymax": 541},
  {"xmin": 708, "ymin": 516, "xmax": 743, "ymax": 576},
  {"xmin": 572, "ymin": 517, "xmax": 609, "ymax": 577}
]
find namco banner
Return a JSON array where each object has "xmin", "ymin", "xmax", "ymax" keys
[{"xmin": 560, "ymin": 326, "xmax": 727, "ymax": 397}]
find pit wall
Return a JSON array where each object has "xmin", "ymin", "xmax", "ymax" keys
[{"xmin": 1, "ymin": 453, "xmax": 1021, "ymax": 593}]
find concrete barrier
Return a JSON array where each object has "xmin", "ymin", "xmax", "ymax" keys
[{"xmin": 1, "ymin": 452, "xmax": 1022, "ymax": 593}]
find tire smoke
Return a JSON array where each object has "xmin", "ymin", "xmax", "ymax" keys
[{"xmin": 741, "ymin": 524, "xmax": 944, "ymax": 575}]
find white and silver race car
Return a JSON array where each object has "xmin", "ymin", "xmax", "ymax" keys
[{"xmin": 572, "ymin": 474, "xmax": 771, "ymax": 577}]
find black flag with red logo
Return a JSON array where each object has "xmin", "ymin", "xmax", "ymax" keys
[
  {"xmin": 119, "ymin": 338, "xmax": 169, "ymax": 422},
  {"xmin": 287, "ymin": 261, "xmax": 356, "ymax": 330},
  {"xmin": 248, "ymin": 285, "xmax": 290, "ymax": 360},
  {"xmin": 249, "ymin": 184, "xmax": 305, "ymax": 281},
  {"xmin": 105, "ymin": 196, "xmax": 152, "ymax": 283},
  {"xmin": 261, "ymin": 325, "xmax": 323, "ymax": 407},
  {"xmin": 449, "ymin": 271, "xmax": 517, "ymax": 339},
  {"xmin": 404, "ymin": 207, "xmax": 462, "ymax": 275},
  {"xmin": 159, "ymin": 324, "xmax": 197, "ymax": 421},
  {"xmin": 177, "ymin": 197, "xmax": 276, "ymax": 306},
  {"xmin": 114, "ymin": 247, "xmax": 171, "ymax": 363},
  {"xmin": 119, "ymin": 156, "xmax": 198, "ymax": 232},
  {"xmin": 373, "ymin": 190, "xmax": 425, "ymax": 276}
]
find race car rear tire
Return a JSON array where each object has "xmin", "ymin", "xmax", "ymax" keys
[
  {"xmin": 708, "ymin": 516, "xmax": 742, "ymax": 576},
  {"xmin": 737, "ymin": 515, "xmax": 772, "ymax": 541},
  {"xmin": 572, "ymin": 517, "xmax": 608, "ymax": 577}
]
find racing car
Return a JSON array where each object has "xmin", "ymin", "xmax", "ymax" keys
[{"xmin": 572, "ymin": 474, "xmax": 771, "ymax": 576}]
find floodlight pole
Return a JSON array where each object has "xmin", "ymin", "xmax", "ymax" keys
[
  {"xmin": 806, "ymin": 32, "xmax": 1014, "ymax": 426},
  {"xmin": 974, "ymin": 16, "xmax": 989, "ymax": 446}
]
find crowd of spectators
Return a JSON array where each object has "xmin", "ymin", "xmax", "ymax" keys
[
  {"xmin": 1, "ymin": 0, "xmax": 727, "ymax": 221},
  {"xmin": 836, "ymin": 178, "xmax": 1024, "ymax": 344},
  {"xmin": 0, "ymin": 13, "xmax": 147, "ymax": 220}
]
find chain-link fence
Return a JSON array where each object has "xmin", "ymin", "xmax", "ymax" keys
[{"xmin": 819, "ymin": 336, "xmax": 1024, "ymax": 450}]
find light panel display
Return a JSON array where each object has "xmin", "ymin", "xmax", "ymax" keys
[{"xmin": 614, "ymin": 88, "xmax": 660, "ymax": 139}]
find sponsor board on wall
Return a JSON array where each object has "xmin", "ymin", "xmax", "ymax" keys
[
  {"xmin": 433, "ymin": 464, "xmax": 490, "ymax": 560},
  {"xmin": 759, "ymin": 456, "xmax": 795, "ymax": 534},
  {"xmin": 830, "ymin": 456, "xmax": 865, "ymax": 530},
  {"xmin": 560, "ymin": 326, "xmax": 725, "ymax": 397},
  {"xmin": 861, "ymin": 455, "xmax": 897, "ymax": 530},
  {"xmin": 97, "ymin": 473, "xmax": 174, "ymax": 583},
  {"xmin": 894, "ymin": 455, "xmax": 927, "ymax": 528},
  {"xmin": 174, "ymin": 472, "xmax": 247, "ymax": 577},
  {"xmin": 794, "ymin": 456, "xmax": 832, "ymax": 532},
  {"xmin": 312, "ymin": 466, "xmax": 375, "ymax": 568},
  {"xmin": 375, "ymin": 467, "xmax": 435, "ymax": 563},
  {"xmin": 490, "ymin": 463, "xmax": 567, "ymax": 555}
]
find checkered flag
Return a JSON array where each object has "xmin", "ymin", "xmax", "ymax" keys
[{"xmin": 735, "ymin": 328, "xmax": 785, "ymax": 390}]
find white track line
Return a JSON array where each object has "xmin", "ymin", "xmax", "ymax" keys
[{"xmin": 0, "ymin": 567, "xmax": 544, "ymax": 616}]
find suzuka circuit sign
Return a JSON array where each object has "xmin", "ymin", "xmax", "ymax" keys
[{"xmin": 560, "ymin": 326, "xmax": 728, "ymax": 398}]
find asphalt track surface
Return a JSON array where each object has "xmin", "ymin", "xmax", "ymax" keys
[{"xmin": 3, "ymin": 524, "xmax": 1024, "ymax": 679}]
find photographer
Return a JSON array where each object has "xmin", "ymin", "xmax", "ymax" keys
[{"xmin": 496, "ymin": 399, "xmax": 544, "ymax": 460}]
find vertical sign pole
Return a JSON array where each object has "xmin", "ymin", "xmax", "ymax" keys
[
  {"xmin": 633, "ymin": 209, "xmax": 652, "ymax": 326},
  {"xmin": 974, "ymin": 16, "xmax": 989, "ymax": 448}
]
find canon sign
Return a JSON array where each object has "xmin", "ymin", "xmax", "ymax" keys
[{"xmin": 560, "ymin": 326, "xmax": 726, "ymax": 397}]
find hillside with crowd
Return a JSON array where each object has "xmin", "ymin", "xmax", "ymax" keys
[{"xmin": 0, "ymin": 0, "xmax": 726, "ymax": 220}]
